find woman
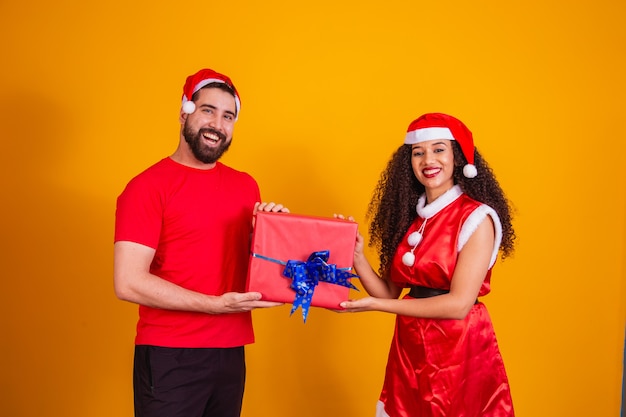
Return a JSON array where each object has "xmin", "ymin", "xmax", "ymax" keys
[{"xmin": 340, "ymin": 113, "xmax": 516, "ymax": 417}]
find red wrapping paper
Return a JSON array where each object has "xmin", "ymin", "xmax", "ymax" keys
[{"xmin": 246, "ymin": 212, "xmax": 358, "ymax": 309}]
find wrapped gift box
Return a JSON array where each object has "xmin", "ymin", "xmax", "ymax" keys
[{"xmin": 247, "ymin": 212, "xmax": 358, "ymax": 317}]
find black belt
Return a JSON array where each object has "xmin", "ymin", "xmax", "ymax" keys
[
  {"xmin": 408, "ymin": 286, "xmax": 478, "ymax": 304},
  {"xmin": 408, "ymin": 286, "xmax": 449, "ymax": 298}
]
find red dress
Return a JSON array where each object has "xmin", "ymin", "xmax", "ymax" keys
[{"xmin": 377, "ymin": 185, "xmax": 514, "ymax": 417}]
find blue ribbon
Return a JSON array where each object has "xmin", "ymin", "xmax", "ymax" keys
[{"xmin": 252, "ymin": 250, "xmax": 359, "ymax": 322}]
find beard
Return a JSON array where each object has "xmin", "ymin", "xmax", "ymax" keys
[{"xmin": 183, "ymin": 123, "xmax": 232, "ymax": 164}]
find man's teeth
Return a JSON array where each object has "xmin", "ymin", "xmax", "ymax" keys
[{"xmin": 202, "ymin": 132, "xmax": 219, "ymax": 142}]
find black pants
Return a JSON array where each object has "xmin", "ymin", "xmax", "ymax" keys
[{"xmin": 133, "ymin": 345, "xmax": 246, "ymax": 417}]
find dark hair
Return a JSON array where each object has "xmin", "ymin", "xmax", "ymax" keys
[
  {"xmin": 366, "ymin": 141, "xmax": 516, "ymax": 276},
  {"xmin": 191, "ymin": 82, "xmax": 238, "ymax": 115}
]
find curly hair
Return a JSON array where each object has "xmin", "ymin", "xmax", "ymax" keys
[{"xmin": 366, "ymin": 141, "xmax": 516, "ymax": 276}]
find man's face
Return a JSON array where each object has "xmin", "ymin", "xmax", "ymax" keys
[{"xmin": 182, "ymin": 87, "xmax": 237, "ymax": 164}]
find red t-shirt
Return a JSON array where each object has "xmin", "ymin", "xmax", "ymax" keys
[{"xmin": 115, "ymin": 158, "xmax": 260, "ymax": 348}]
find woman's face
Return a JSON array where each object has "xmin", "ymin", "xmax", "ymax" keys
[{"xmin": 411, "ymin": 139, "xmax": 455, "ymax": 201}]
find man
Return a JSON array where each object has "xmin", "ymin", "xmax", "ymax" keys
[{"xmin": 114, "ymin": 68, "xmax": 288, "ymax": 417}]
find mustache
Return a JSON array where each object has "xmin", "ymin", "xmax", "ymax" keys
[{"xmin": 199, "ymin": 127, "xmax": 227, "ymax": 142}]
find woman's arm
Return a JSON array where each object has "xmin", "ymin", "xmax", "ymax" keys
[
  {"xmin": 334, "ymin": 213, "xmax": 404, "ymax": 299},
  {"xmin": 352, "ymin": 230, "xmax": 403, "ymax": 299},
  {"xmin": 341, "ymin": 216, "xmax": 495, "ymax": 320}
]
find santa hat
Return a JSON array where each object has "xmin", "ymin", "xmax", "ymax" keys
[
  {"xmin": 404, "ymin": 113, "xmax": 477, "ymax": 178},
  {"xmin": 181, "ymin": 68, "xmax": 241, "ymax": 118}
]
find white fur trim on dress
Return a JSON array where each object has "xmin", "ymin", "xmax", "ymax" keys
[
  {"xmin": 416, "ymin": 185, "xmax": 463, "ymax": 218},
  {"xmin": 457, "ymin": 204, "xmax": 502, "ymax": 268},
  {"xmin": 376, "ymin": 400, "xmax": 391, "ymax": 417}
]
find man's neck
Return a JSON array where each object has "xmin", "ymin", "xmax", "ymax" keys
[{"xmin": 170, "ymin": 145, "xmax": 217, "ymax": 170}]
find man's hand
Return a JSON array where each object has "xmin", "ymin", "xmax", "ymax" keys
[
  {"xmin": 216, "ymin": 292, "xmax": 283, "ymax": 313},
  {"xmin": 253, "ymin": 202, "xmax": 290, "ymax": 227},
  {"xmin": 254, "ymin": 201, "xmax": 290, "ymax": 214}
]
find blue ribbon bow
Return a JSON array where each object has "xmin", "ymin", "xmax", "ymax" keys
[{"xmin": 253, "ymin": 250, "xmax": 359, "ymax": 322}]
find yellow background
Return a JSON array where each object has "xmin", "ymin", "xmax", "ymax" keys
[{"xmin": 1, "ymin": 0, "xmax": 625, "ymax": 416}]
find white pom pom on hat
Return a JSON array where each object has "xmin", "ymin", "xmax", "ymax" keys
[
  {"xmin": 181, "ymin": 68, "xmax": 241, "ymax": 118},
  {"xmin": 182, "ymin": 100, "xmax": 196, "ymax": 114},
  {"xmin": 404, "ymin": 113, "xmax": 477, "ymax": 178},
  {"xmin": 463, "ymin": 164, "xmax": 478, "ymax": 178}
]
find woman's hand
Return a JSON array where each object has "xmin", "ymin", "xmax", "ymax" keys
[
  {"xmin": 336, "ymin": 215, "xmax": 366, "ymax": 264},
  {"xmin": 339, "ymin": 296, "xmax": 378, "ymax": 312}
]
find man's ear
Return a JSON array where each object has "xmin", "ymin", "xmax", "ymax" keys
[{"xmin": 179, "ymin": 109, "xmax": 188, "ymax": 124}]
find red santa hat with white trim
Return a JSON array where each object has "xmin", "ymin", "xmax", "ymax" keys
[
  {"xmin": 404, "ymin": 112, "xmax": 478, "ymax": 178},
  {"xmin": 181, "ymin": 68, "xmax": 241, "ymax": 118}
]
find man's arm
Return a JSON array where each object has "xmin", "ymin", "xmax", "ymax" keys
[{"xmin": 113, "ymin": 241, "xmax": 281, "ymax": 314}]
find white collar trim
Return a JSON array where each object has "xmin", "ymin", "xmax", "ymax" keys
[{"xmin": 416, "ymin": 185, "xmax": 463, "ymax": 219}]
